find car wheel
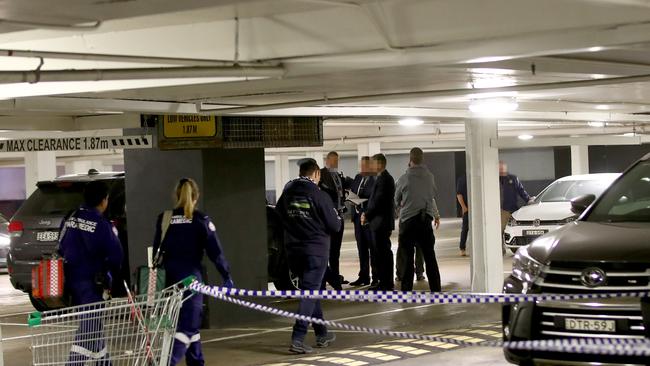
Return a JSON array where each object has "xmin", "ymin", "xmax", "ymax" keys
[
  {"xmin": 28, "ymin": 293, "xmax": 50, "ymax": 312},
  {"xmin": 273, "ymin": 267, "xmax": 300, "ymax": 291}
]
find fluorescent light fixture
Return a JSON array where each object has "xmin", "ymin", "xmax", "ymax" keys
[
  {"xmin": 398, "ymin": 118, "xmax": 424, "ymax": 126},
  {"xmin": 0, "ymin": 77, "xmax": 266, "ymax": 100},
  {"xmin": 466, "ymin": 56, "xmax": 512, "ymax": 63},
  {"xmin": 587, "ymin": 46, "xmax": 604, "ymax": 52},
  {"xmin": 595, "ymin": 104, "xmax": 610, "ymax": 110},
  {"xmin": 469, "ymin": 97, "xmax": 518, "ymax": 115},
  {"xmin": 622, "ymin": 132, "xmax": 636, "ymax": 137},
  {"xmin": 590, "ymin": 74, "xmax": 607, "ymax": 79},
  {"xmin": 518, "ymin": 134, "xmax": 533, "ymax": 141},
  {"xmin": 588, "ymin": 121, "xmax": 606, "ymax": 128}
]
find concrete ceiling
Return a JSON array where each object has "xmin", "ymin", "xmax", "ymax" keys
[{"xmin": 0, "ymin": 0, "xmax": 650, "ymax": 157}]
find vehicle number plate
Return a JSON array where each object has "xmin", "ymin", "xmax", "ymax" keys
[
  {"xmin": 523, "ymin": 229, "xmax": 548, "ymax": 236},
  {"xmin": 36, "ymin": 231, "xmax": 59, "ymax": 242},
  {"xmin": 564, "ymin": 318, "xmax": 616, "ymax": 332}
]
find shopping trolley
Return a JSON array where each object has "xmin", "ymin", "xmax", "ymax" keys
[{"xmin": 28, "ymin": 276, "xmax": 195, "ymax": 366}]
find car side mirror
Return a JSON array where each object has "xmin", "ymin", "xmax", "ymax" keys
[{"xmin": 571, "ymin": 194, "xmax": 596, "ymax": 215}]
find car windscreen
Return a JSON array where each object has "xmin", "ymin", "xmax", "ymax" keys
[
  {"xmin": 588, "ymin": 161, "xmax": 650, "ymax": 223},
  {"xmin": 536, "ymin": 179, "xmax": 614, "ymax": 203},
  {"xmin": 20, "ymin": 182, "xmax": 85, "ymax": 216}
]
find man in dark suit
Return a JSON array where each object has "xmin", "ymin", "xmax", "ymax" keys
[
  {"xmin": 318, "ymin": 151, "xmax": 351, "ymax": 289},
  {"xmin": 349, "ymin": 156, "xmax": 377, "ymax": 286},
  {"xmin": 362, "ymin": 154, "xmax": 396, "ymax": 291}
]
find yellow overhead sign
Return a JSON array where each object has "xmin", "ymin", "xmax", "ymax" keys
[{"xmin": 162, "ymin": 115, "xmax": 217, "ymax": 138}]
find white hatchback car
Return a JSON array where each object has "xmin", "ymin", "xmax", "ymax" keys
[{"xmin": 504, "ymin": 173, "xmax": 620, "ymax": 253}]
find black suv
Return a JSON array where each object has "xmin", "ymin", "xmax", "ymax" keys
[
  {"xmin": 9, "ymin": 171, "xmax": 296, "ymax": 310},
  {"xmin": 503, "ymin": 154, "xmax": 650, "ymax": 365},
  {"xmin": 7, "ymin": 171, "xmax": 128, "ymax": 310}
]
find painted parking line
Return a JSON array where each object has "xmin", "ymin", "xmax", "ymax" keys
[{"xmin": 257, "ymin": 322, "xmax": 502, "ymax": 366}]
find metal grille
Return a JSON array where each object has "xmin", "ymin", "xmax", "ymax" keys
[
  {"xmin": 536, "ymin": 262, "xmax": 650, "ymax": 292},
  {"xmin": 222, "ymin": 116, "xmax": 323, "ymax": 148}
]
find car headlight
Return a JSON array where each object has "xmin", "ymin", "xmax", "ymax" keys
[
  {"xmin": 507, "ymin": 217, "xmax": 518, "ymax": 226},
  {"xmin": 0, "ymin": 235, "xmax": 9, "ymax": 247},
  {"xmin": 512, "ymin": 247, "xmax": 544, "ymax": 283}
]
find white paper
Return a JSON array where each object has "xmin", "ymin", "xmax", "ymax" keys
[{"xmin": 346, "ymin": 191, "xmax": 367, "ymax": 206}]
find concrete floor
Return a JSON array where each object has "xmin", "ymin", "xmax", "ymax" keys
[{"xmin": 0, "ymin": 219, "xmax": 514, "ymax": 366}]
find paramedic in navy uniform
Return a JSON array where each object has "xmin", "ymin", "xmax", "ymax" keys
[
  {"xmin": 276, "ymin": 159, "xmax": 341, "ymax": 354},
  {"xmin": 153, "ymin": 178, "xmax": 234, "ymax": 366},
  {"xmin": 59, "ymin": 180, "xmax": 123, "ymax": 365}
]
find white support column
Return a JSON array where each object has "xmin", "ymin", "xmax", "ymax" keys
[
  {"xmin": 466, "ymin": 119, "xmax": 503, "ymax": 293},
  {"xmin": 274, "ymin": 155, "xmax": 291, "ymax": 202},
  {"xmin": 25, "ymin": 152, "xmax": 57, "ymax": 197},
  {"xmin": 571, "ymin": 145, "xmax": 589, "ymax": 175},
  {"xmin": 357, "ymin": 142, "xmax": 381, "ymax": 159}
]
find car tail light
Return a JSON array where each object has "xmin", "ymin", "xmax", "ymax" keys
[{"xmin": 8, "ymin": 221, "xmax": 23, "ymax": 237}]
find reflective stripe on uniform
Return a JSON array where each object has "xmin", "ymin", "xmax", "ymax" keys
[
  {"xmin": 70, "ymin": 345, "xmax": 108, "ymax": 359},
  {"xmin": 174, "ymin": 332, "xmax": 201, "ymax": 346}
]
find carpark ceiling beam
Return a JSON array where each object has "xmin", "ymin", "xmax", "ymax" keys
[
  {"xmin": 0, "ymin": 49, "xmax": 277, "ymax": 67},
  {"xmin": 209, "ymin": 73, "xmax": 650, "ymax": 115},
  {"xmin": 277, "ymin": 20, "xmax": 650, "ymax": 74},
  {"xmin": 493, "ymin": 135, "xmax": 650, "ymax": 149},
  {"xmin": 0, "ymin": 66, "xmax": 284, "ymax": 84}
]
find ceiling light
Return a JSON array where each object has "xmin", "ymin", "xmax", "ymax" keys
[
  {"xmin": 588, "ymin": 121, "xmax": 605, "ymax": 128},
  {"xmin": 590, "ymin": 74, "xmax": 607, "ymax": 79},
  {"xmin": 622, "ymin": 132, "xmax": 636, "ymax": 137},
  {"xmin": 398, "ymin": 118, "xmax": 424, "ymax": 126},
  {"xmin": 595, "ymin": 104, "xmax": 610, "ymax": 110},
  {"xmin": 587, "ymin": 46, "xmax": 604, "ymax": 52},
  {"xmin": 469, "ymin": 97, "xmax": 518, "ymax": 115},
  {"xmin": 518, "ymin": 134, "xmax": 533, "ymax": 141}
]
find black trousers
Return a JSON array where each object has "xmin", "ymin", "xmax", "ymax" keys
[
  {"xmin": 353, "ymin": 214, "xmax": 378, "ymax": 281},
  {"xmin": 396, "ymin": 245, "xmax": 424, "ymax": 280},
  {"xmin": 372, "ymin": 228, "xmax": 394, "ymax": 290},
  {"xmin": 459, "ymin": 212, "xmax": 469, "ymax": 251},
  {"xmin": 398, "ymin": 215, "xmax": 441, "ymax": 292},
  {"xmin": 326, "ymin": 220, "xmax": 345, "ymax": 286}
]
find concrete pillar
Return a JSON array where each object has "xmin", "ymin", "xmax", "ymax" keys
[
  {"xmin": 124, "ymin": 148, "xmax": 268, "ymax": 327},
  {"xmin": 24, "ymin": 152, "xmax": 57, "ymax": 197},
  {"xmin": 571, "ymin": 145, "xmax": 589, "ymax": 175},
  {"xmin": 465, "ymin": 119, "xmax": 503, "ymax": 293},
  {"xmin": 274, "ymin": 155, "xmax": 291, "ymax": 202},
  {"xmin": 357, "ymin": 142, "xmax": 381, "ymax": 158}
]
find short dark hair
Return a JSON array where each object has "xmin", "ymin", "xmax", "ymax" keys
[
  {"xmin": 84, "ymin": 181, "xmax": 110, "ymax": 207},
  {"xmin": 327, "ymin": 151, "xmax": 339, "ymax": 158},
  {"xmin": 372, "ymin": 153, "xmax": 387, "ymax": 167},
  {"xmin": 361, "ymin": 156, "xmax": 370, "ymax": 161},
  {"xmin": 410, "ymin": 147, "xmax": 424, "ymax": 165},
  {"xmin": 300, "ymin": 160, "xmax": 320, "ymax": 176}
]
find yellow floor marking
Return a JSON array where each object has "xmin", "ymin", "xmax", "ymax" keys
[
  {"xmin": 300, "ymin": 356, "xmax": 325, "ymax": 361},
  {"xmin": 333, "ymin": 350, "xmax": 357, "ymax": 355},
  {"xmin": 318, "ymin": 357, "xmax": 368, "ymax": 365},
  {"xmin": 437, "ymin": 343, "xmax": 459, "ymax": 349},
  {"xmin": 349, "ymin": 351, "xmax": 401, "ymax": 361}
]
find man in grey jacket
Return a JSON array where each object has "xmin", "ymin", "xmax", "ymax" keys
[{"xmin": 394, "ymin": 148, "xmax": 442, "ymax": 292}]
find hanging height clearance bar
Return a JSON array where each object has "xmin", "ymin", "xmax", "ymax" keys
[{"xmin": 0, "ymin": 135, "xmax": 153, "ymax": 153}]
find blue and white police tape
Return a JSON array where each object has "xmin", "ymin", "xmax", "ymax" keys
[
  {"xmin": 188, "ymin": 282, "xmax": 650, "ymax": 304},
  {"xmin": 189, "ymin": 281, "xmax": 650, "ymax": 357}
]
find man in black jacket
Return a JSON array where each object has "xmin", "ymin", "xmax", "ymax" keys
[
  {"xmin": 349, "ymin": 156, "xmax": 377, "ymax": 286},
  {"xmin": 319, "ymin": 151, "xmax": 351, "ymax": 289},
  {"xmin": 362, "ymin": 154, "xmax": 396, "ymax": 291},
  {"xmin": 276, "ymin": 159, "xmax": 341, "ymax": 354}
]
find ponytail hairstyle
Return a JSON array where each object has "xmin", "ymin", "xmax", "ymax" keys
[{"xmin": 175, "ymin": 178, "xmax": 199, "ymax": 219}]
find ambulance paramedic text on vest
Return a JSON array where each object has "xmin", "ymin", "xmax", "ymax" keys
[
  {"xmin": 153, "ymin": 178, "xmax": 234, "ymax": 366},
  {"xmin": 59, "ymin": 180, "xmax": 124, "ymax": 365}
]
